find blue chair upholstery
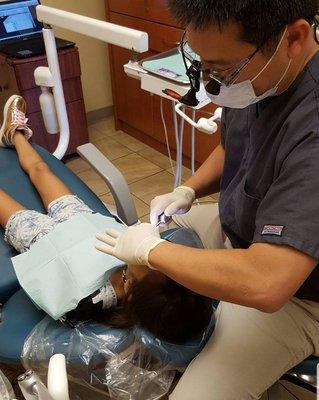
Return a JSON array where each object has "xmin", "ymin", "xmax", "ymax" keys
[
  {"xmin": 0, "ymin": 290, "xmax": 45, "ymax": 364},
  {"xmin": 0, "ymin": 289, "xmax": 136, "ymax": 365},
  {"xmin": 0, "ymin": 145, "xmax": 112, "ymax": 302}
]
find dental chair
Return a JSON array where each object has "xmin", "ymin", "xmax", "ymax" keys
[
  {"xmin": 0, "ymin": 143, "xmax": 214, "ymax": 377},
  {"xmin": 0, "ymin": 143, "xmax": 317, "ymax": 398}
]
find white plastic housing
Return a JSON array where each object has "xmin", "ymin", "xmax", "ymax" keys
[
  {"xmin": 175, "ymin": 103, "xmax": 222, "ymax": 134},
  {"xmin": 47, "ymin": 354, "xmax": 70, "ymax": 400},
  {"xmin": 34, "ymin": 66, "xmax": 55, "ymax": 87},
  {"xmin": 197, "ymin": 117, "xmax": 218, "ymax": 134},
  {"xmin": 124, "ymin": 61, "xmax": 148, "ymax": 80},
  {"xmin": 39, "ymin": 88, "xmax": 59, "ymax": 134},
  {"xmin": 36, "ymin": 5, "xmax": 148, "ymax": 52}
]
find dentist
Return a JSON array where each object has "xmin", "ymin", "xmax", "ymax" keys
[{"xmin": 97, "ymin": 1, "xmax": 319, "ymax": 399}]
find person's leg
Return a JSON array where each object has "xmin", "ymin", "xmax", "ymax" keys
[
  {"xmin": 0, "ymin": 189, "xmax": 57, "ymax": 254},
  {"xmin": 13, "ymin": 132, "xmax": 72, "ymax": 209},
  {"xmin": 0, "ymin": 189, "xmax": 25, "ymax": 228},
  {"xmin": 13, "ymin": 132, "xmax": 93, "ymax": 224},
  {"xmin": 171, "ymin": 203, "xmax": 227, "ymax": 249},
  {"xmin": 0, "ymin": 95, "xmax": 88, "ymax": 253},
  {"xmin": 170, "ymin": 297, "xmax": 319, "ymax": 400},
  {"xmin": 0, "ymin": 95, "xmax": 72, "ymax": 208}
]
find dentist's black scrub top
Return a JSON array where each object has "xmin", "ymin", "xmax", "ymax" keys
[{"xmin": 219, "ymin": 51, "xmax": 319, "ymax": 302}]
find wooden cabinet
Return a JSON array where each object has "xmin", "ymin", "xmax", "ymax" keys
[
  {"xmin": 0, "ymin": 47, "xmax": 89, "ymax": 156},
  {"xmin": 105, "ymin": 0, "xmax": 220, "ymax": 167},
  {"xmin": 108, "ymin": 0, "xmax": 178, "ymax": 25}
]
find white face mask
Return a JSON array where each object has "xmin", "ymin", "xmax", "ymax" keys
[{"xmin": 206, "ymin": 28, "xmax": 292, "ymax": 109}]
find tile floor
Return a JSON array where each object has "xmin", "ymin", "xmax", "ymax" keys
[{"xmin": 66, "ymin": 116, "xmax": 218, "ymax": 221}]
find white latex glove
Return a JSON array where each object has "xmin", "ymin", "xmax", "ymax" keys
[
  {"xmin": 150, "ymin": 185, "xmax": 196, "ymax": 226},
  {"xmin": 95, "ymin": 223, "xmax": 165, "ymax": 267}
]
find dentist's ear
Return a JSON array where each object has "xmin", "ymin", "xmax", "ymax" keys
[{"xmin": 287, "ymin": 19, "xmax": 313, "ymax": 58}]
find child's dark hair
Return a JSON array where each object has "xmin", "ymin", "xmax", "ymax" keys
[{"xmin": 96, "ymin": 275, "xmax": 213, "ymax": 345}]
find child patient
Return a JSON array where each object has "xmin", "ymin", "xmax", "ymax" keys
[{"xmin": 0, "ymin": 95, "xmax": 213, "ymax": 345}]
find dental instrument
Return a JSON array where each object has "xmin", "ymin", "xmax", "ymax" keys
[
  {"xmin": 18, "ymin": 371, "xmax": 55, "ymax": 400},
  {"xmin": 156, "ymin": 213, "xmax": 173, "ymax": 227}
]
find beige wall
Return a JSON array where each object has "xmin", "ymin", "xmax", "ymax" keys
[{"xmin": 41, "ymin": 0, "xmax": 113, "ymax": 113}]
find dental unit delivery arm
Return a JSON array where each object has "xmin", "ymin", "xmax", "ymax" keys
[{"xmin": 77, "ymin": 143, "xmax": 139, "ymax": 226}]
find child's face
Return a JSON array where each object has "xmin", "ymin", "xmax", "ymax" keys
[{"xmin": 123, "ymin": 265, "xmax": 165, "ymax": 295}]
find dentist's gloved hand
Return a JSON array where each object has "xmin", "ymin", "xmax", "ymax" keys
[
  {"xmin": 95, "ymin": 223, "xmax": 165, "ymax": 267},
  {"xmin": 150, "ymin": 185, "xmax": 196, "ymax": 226}
]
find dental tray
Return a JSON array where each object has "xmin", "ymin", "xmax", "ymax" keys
[{"xmin": 140, "ymin": 48, "xmax": 190, "ymax": 85}]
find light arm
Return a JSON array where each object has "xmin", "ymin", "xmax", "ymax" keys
[
  {"xmin": 34, "ymin": 5, "xmax": 149, "ymax": 159},
  {"xmin": 40, "ymin": 28, "xmax": 69, "ymax": 159},
  {"xmin": 36, "ymin": 5, "xmax": 148, "ymax": 52}
]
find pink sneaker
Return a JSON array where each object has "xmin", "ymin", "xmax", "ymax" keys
[{"xmin": 0, "ymin": 95, "xmax": 33, "ymax": 147}]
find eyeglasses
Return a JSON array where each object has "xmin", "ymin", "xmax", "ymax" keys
[
  {"xmin": 207, "ymin": 48, "xmax": 260, "ymax": 86},
  {"xmin": 312, "ymin": 15, "xmax": 319, "ymax": 44},
  {"xmin": 179, "ymin": 31, "xmax": 261, "ymax": 87}
]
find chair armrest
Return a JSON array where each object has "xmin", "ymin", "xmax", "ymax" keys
[{"xmin": 77, "ymin": 143, "xmax": 139, "ymax": 226}]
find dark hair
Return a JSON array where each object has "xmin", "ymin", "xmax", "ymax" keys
[
  {"xmin": 97, "ymin": 275, "xmax": 213, "ymax": 345},
  {"xmin": 168, "ymin": 0, "xmax": 318, "ymax": 51}
]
